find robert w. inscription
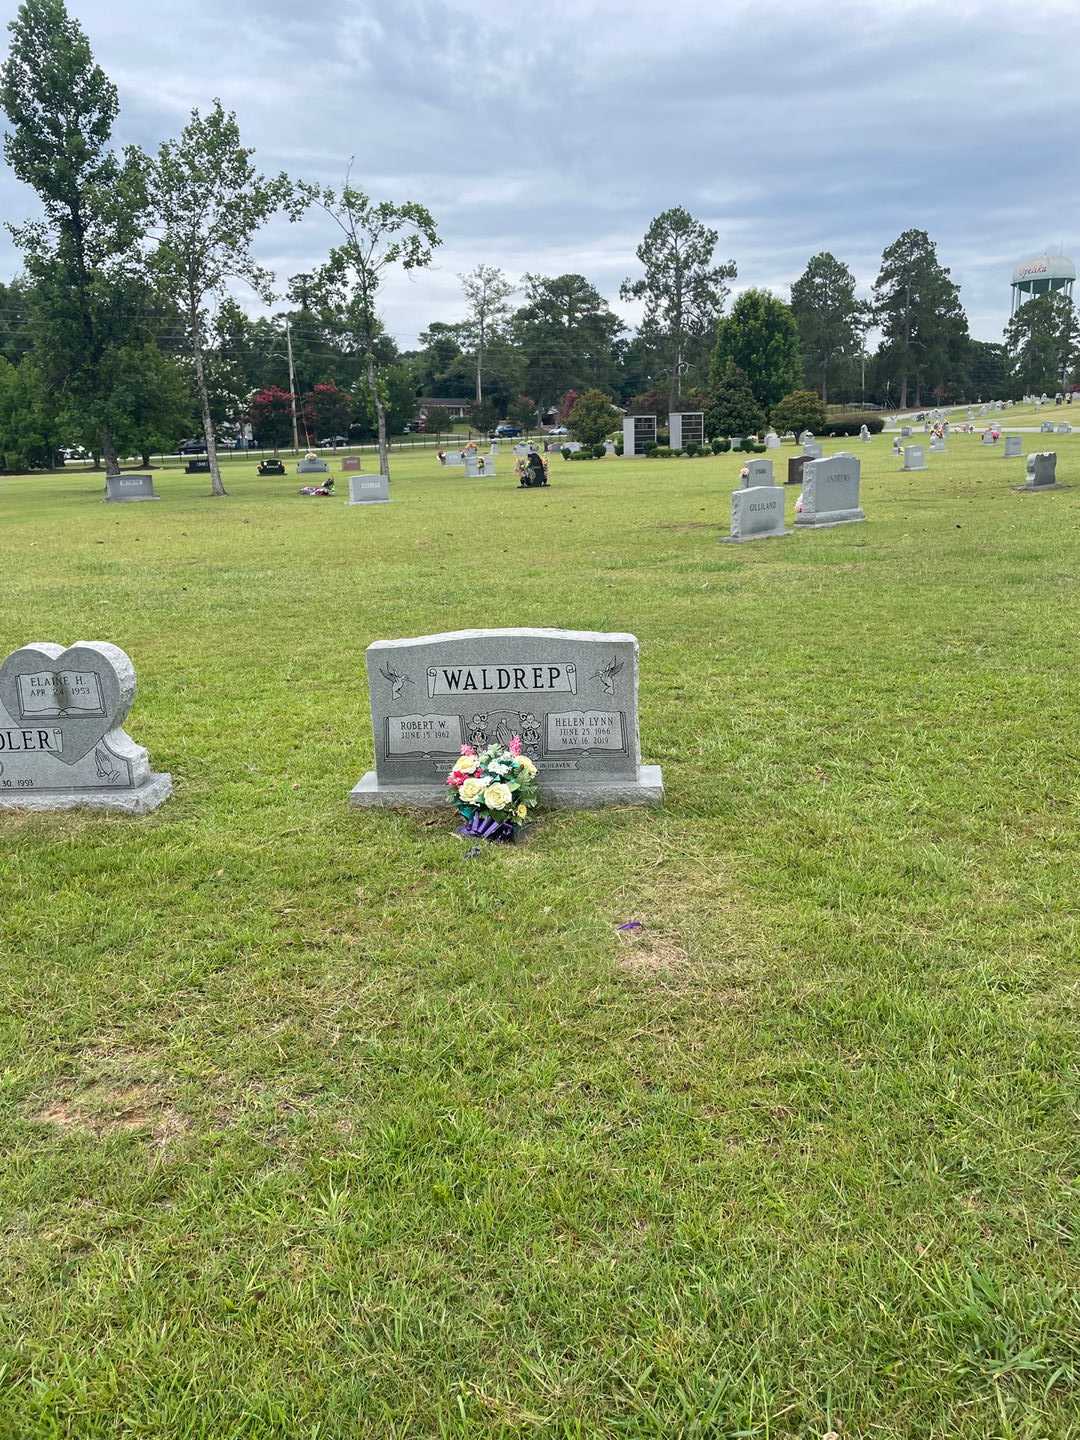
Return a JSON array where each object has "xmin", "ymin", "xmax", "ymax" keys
[
  {"xmin": 0, "ymin": 641, "xmax": 172, "ymax": 814},
  {"xmin": 350, "ymin": 628, "xmax": 663, "ymax": 809}
]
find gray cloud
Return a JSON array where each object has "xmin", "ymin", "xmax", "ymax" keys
[{"xmin": 0, "ymin": 0, "xmax": 1076, "ymax": 346}]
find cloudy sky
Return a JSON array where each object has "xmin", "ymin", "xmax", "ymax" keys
[{"xmin": 0, "ymin": 0, "xmax": 1077, "ymax": 349}]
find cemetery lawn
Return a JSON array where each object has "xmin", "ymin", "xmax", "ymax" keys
[{"xmin": 1, "ymin": 439, "xmax": 1078, "ymax": 1440}]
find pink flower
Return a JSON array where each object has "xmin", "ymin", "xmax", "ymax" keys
[
  {"xmin": 448, "ymin": 770, "xmax": 466, "ymax": 786},
  {"xmin": 509, "ymin": 735, "xmax": 522, "ymax": 755},
  {"xmin": 460, "ymin": 745, "xmax": 476, "ymax": 757}
]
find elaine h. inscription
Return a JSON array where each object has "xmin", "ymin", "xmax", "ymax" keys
[
  {"xmin": 351, "ymin": 628, "xmax": 663, "ymax": 809},
  {"xmin": 0, "ymin": 641, "xmax": 172, "ymax": 814}
]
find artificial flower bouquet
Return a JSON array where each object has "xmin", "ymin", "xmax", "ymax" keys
[{"xmin": 447, "ymin": 736, "xmax": 539, "ymax": 842}]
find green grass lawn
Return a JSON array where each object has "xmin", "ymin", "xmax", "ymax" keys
[{"xmin": 1, "ymin": 437, "xmax": 1078, "ymax": 1439}]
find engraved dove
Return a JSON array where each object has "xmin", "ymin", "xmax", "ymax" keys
[
  {"xmin": 378, "ymin": 662, "xmax": 414, "ymax": 702},
  {"xmin": 590, "ymin": 656, "xmax": 624, "ymax": 697}
]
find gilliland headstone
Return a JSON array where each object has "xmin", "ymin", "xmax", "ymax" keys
[
  {"xmin": 297, "ymin": 458, "xmax": 329, "ymax": 474},
  {"xmin": 1015, "ymin": 452, "xmax": 1061, "ymax": 492},
  {"xmin": 0, "ymin": 642, "xmax": 171, "ymax": 813},
  {"xmin": 722, "ymin": 484, "xmax": 788, "ymax": 543},
  {"xmin": 351, "ymin": 629, "xmax": 664, "ymax": 810},
  {"xmin": 348, "ymin": 474, "xmax": 390, "ymax": 505},
  {"xmin": 1004, "ymin": 435, "xmax": 1023, "ymax": 458},
  {"xmin": 902, "ymin": 445, "xmax": 927, "ymax": 470},
  {"xmin": 105, "ymin": 474, "xmax": 159, "ymax": 503},
  {"xmin": 787, "ymin": 454, "xmax": 808, "ymax": 487},
  {"xmin": 795, "ymin": 453, "xmax": 865, "ymax": 529}
]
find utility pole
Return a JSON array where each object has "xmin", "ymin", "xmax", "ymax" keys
[{"xmin": 285, "ymin": 319, "xmax": 300, "ymax": 453}]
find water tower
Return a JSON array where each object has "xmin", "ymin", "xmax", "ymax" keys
[{"xmin": 1010, "ymin": 253, "xmax": 1075, "ymax": 315}]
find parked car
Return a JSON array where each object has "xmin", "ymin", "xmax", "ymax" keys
[
  {"xmin": 492, "ymin": 424, "xmax": 522, "ymax": 437},
  {"xmin": 318, "ymin": 435, "xmax": 350, "ymax": 448},
  {"xmin": 177, "ymin": 438, "xmax": 207, "ymax": 454},
  {"xmin": 547, "ymin": 425, "xmax": 569, "ymax": 435}
]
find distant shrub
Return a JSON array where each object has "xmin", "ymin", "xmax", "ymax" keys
[
  {"xmin": 591, "ymin": 442, "xmax": 606, "ymax": 459},
  {"xmin": 739, "ymin": 437, "xmax": 756, "ymax": 453},
  {"xmin": 614, "ymin": 440, "xmax": 624, "ymax": 455},
  {"xmin": 684, "ymin": 441, "xmax": 701, "ymax": 457},
  {"xmin": 654, "ymin": 445, "xmax": 673, "ymax": 459},
  {"xmin": 561, "ymin": 446, "xmax": 572, "ymax": 458},
  {"xmin": 643, "ymin": 442, "xmax": 657, "ymax": 456},
  {"xmin": 821, "ymin": 413, "xmax": 884, "ymax": 436},
  {"xmin": 711, "ymin": 437, "xmax": 730, "ymax": 454}
]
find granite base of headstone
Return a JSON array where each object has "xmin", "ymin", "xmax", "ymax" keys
[
  {"xmin": 721, "ymin": 484, "xmax": 789, "ymax": 543},
  {"xmin": 350, "ymin": 628, "xmax": 664, "ymax": 810},
  {"xmin": 794, "ymin": 453, "xmax": 865, "ymax": 528},
  {"xmin": 347, "ymin": 474, "xmax": 390, "ymax": 505},
  {"xmin": 0, "ymin": 642, "xmax": 171, "ymax": 814},
  {"xmin": 1014, "ymin": 452, "xmax": 1065, "ymax": 492},
  {"xmin": 105, "ymin": 474, "xmax": 159, "ymax": 503}
]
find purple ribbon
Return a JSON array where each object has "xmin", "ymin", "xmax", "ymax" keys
[{"xmin": 457, "ymin": 811, "xmax": 517, "ymax": 843}]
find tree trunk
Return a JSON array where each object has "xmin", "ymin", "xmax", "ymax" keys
[
  {"xmin": 821, "ymin": 361, "xmax": 829, "ymax": 408},
  {"xmin": 101, "ymin": 427, "xmax": 120, "ymax": 478},
  {"xmin": 140, "ymin": 450, "xmax": 151, "ymax": 469},
  {"xmin": 899, "ymin": 374, "xmax": 908, "ymax": 409},
  {"xmin": 193, "ymin": 340, "xmax": 226, "ymax": 496},
  {"xmin": 368, "ymin": 353, "xmax": 390, "ymax": 479}
]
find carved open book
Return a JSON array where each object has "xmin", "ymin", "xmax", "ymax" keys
[{"xmin": 16, "ymin": 670, "xmax": 107, "ymax": 720}]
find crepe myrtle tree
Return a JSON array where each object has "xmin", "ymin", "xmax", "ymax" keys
[
  {"xmin": 305, "ymin": 178, "xmax": 440, "ymax": 480},
  {"xmin": 147, "ymin": 100, "xmax": 304, "ymax": 496}
]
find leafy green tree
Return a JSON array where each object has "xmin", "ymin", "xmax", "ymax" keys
[
  {"xmin": 704, "ymin": 361, "xmax": 765, "ymax": 438},
  {"xmin": 0, "ymin": 355, "xmax": 57, "ymax": 469},
  {"xmin": 1004, "ymin": 294, "xmax": 1079, "ymax": 395},
  {"xmin": 148, "ymin": 101, "xmax": 300, "ymax": 495},
  {"xmin": 508, "ymin": 394, "xmax": 537, "ymax": 430},
  {"xmin": 790, "ymin": 252, "xmax": 867, "ymax": 404},
  {"xmin": 965, "ymin": 339, "xmax": 1010, "ymax": 400},
  {"xmin": 567, "ymin": 389, "xmax": 618, "ymax": 447},
  {"xmin": 353, "ymin": 363, "xmax": 416, "ymax": 439},
  {"xmin": 469, "ymin": 398, "xmax": 499, "ymax": 433},
  {"xmin": 415, "ymin": 322, "xmax": 469, "ymax": 397},
  {"xmin": 872, "ymin": 229, "xmax": 967, "ymax": 408},
  {"xmin": 712, "ymin": 289, "xmax": 801, "ymax": 410},
  {"xmin": 769, "ymin": 389, "xmax": 826, "ymax": 437},
  {"xmin": 621, "ymin": 208, "xmax": 736, "ymax": 403},
  {"xmin": 307, "ymin": 182, "xmax": 439, "ymax": 478},
  {"xmin": 1, "ymin": 0, "xmax": 150, "ymax": 476},
  {"xmin": 513, "ymin": 273, "xmax": 623, "ymax": 405},
  {"xmin": 97, "ymin": 342, "xmax": 191, "ymax": 465},
  {"xmin": 459, "ymin": 264, "xmax": 514, "ymax": 404}
]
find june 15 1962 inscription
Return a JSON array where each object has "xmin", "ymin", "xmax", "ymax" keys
[
  {"xmin": 0, "ymin": 641, "xmax": 172, "ymax": 814},
  {"xmin": 350, "ymin": 628, "xmax": 663, "ymax": 809}
]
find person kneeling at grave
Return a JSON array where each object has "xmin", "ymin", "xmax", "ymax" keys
[
  {"xmin": 518, "ymin": 452, "xmax": 549, "ymax": 488},
  {"xmin": 298, "ymin": 477, "xmax": 335, "ymax": 496}
]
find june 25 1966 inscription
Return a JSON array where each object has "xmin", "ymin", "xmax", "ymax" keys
[{"xmin": 350, "ymin": 628, "xmax": 663, "ymax": 810}]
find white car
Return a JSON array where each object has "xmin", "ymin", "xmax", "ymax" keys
[{"xmin": 548, "ymin": 425, "xmax": 569, "ymax": 435}]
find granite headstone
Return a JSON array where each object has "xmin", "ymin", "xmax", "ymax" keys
[
  {"xmin": 105, "ymin": 474, "xmax": 159, "ymax": 503},
  {"xmin": 351, "ymin": 629, "xmax": 664, "ymax": 810},
  {"xmin": 1004, "ymin": 435, "xmax": 1023, "ymax": 458},
  {"xmin": 0, "ymin": 642, "xmax": 171, "ymax": 813},
  {"xmin": 347, "ymin": 474, "xmax": 390, "ymax": 505},
  {"xmin": 795, "ymin": 453, "xmax": 864, "ymax": 528},
  {"xmin": 722, "ymin": 484, "xmax": 788, "ymax": 543},
  {"xmin": 902, "ymin": 444, "xmax": 927, "ymax": 470}
]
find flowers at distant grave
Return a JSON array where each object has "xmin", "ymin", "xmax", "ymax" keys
[{"xmin": 447, "ymin": 737, "xmax": 540, "ymax": 842}]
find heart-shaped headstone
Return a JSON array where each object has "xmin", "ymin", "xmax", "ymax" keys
[{"xmin": 0, "ymin": 642, "xmax": 135, "ymax": 765}]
